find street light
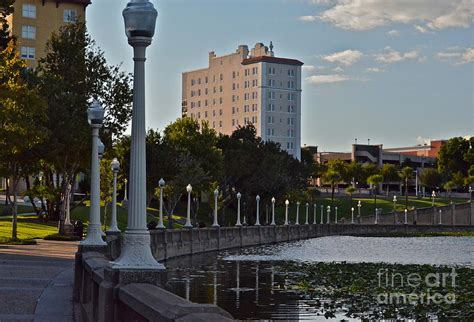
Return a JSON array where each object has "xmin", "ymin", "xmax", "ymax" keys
[
  {"xmin": 157, "ymin": 178, "xmax": 165, "ymax": 229},
  {"xmin": 374, "ymin": 208, "xmax": 378, "ymax": 224},
  {"xmin": 184, "ymin": 184, "xmax": 193, "ymax": 228},
  {"xmin": 255, "ymin": 195, "xmax": 261, "ymax": 226},
  {"xmin": 236, "ymin": 192, "xmax": 242, "ymax": 226},
  {"xmin": 438, "ymin": 209, "xmax": 442, "ymax": 225},
  {"xmin": 351, "ymin": 207, "xmax": 355, "ymax": 224},
  {"xmin": 357, "ymin": 201, "xmax": 362, "ymax": 224},
  {"xmin": 112, "ymin": 0, "xmax": 161, "ymax": 270},
  {"xmin": 212, "ymin": 189, "xmax": 219, "ymax": 227},
  {"xmin": 469, "ymin": 186, "xmax": 472, "ymax": 203},
  {"xmin": 81, "ymin": 100, "xmax": 106, "ymax": 246},
  {"xmin": 313, "ymin": 204, "xmax": 317, "ymax": 225},
  {"xmin": 305, "ymin": 203, "xmax": 309, "ymax": 225},
  {"xmin": 432, "ymin": 190, "xmax": 436, "ymax": 207},
  {"xmin": 393, "ymin": 195, "xmax": 398, "ymax": 223},
  {"xmin": 108, "ymin": 158, "xmax": 121, "ymax": 233},
  {"xmin": 270, "ymin": 197, "xmax": 276, "ymax": 225},
  {"xmin": 334, "ymin": 206, "xmax": 338, "ymax": 224},
  {"xmin": 284, "ymin": 200, "xmax": 289, "ymax": 225},
  {"xmin": 123, "ymin": 178, "xmax": 128, "ymax": 202},
  {"xmin": 326, "ymin": 206, "xmax": 331, "ymax": 224},
  {"xmin": 320, "ymin": 205, "xmax": 324, "ymax": 224},
  {"xmin": 404, "ymin": 208, "xmax": 408, "ymax": 225},
  {"xmin": 295, "ymin": 202, "xmax": 300, "ymax": 225}
]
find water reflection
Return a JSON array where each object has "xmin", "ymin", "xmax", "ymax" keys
[{"xmin": 160, "ymin": 236, "xmax": 474, "ymax": 320}]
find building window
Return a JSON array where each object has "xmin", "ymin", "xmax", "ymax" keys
[
  {"xmin": 219, "ymin": 97, "xmax": 223, "ymax": 104},
  {"xmin": 205, "ymin": 88, "xmax": 208, "ymax": 95},
  {"xmin": 269, "ymin": 91, "xmax": 275, "ymax": 100},
  {"xmin": 197, "ymin": 112, "xmax": 201, "ymax": 119},
  {"xmin": 219, "ymin": 109, "xmax": 223, "ymax": 116},
  {"xmin": 197, "ymin": 101, "xmax": 201, "ymax": 108},
  {"xmin": 20, "ymin": 46, "xmax": 35, "ymax": 59},
  {"xmin": 232, "ymin": 71, "xmax": 236, "ymax": 79},
  {"xmin": 232, "ymin": 106, "xmax": 236, "ymax": 114},
  {"xmin": 205, "ymin": 76, "xmax": 208, "ymax": 83},
  {"xmin": 198, "ymin": 89, "xmax": 201, "ymax": 96},
  {"xmin": 219, "ymin": 120, "xmax": 222, "ymax": 127},
  {"xmin": 212, "ymin": 121, "xmax": 215, "ymax": 128},
  {"xmin": 21, "ymin": 25, "xmax": 36, "ymax": 39},
  {"xmin": 205, "ymin": 100, "xmax": 208, "ymax": 107},
  {"xmin": 269, "ymin": 67, "xmax": 276, "ymax": 75},
  {"xmin": 288, "ymin": 93, "xmax": 295, "ymax": 101},
  {"xmin": 205, "ymin": 111, "xmax": 208, "ymax": 117},
  {"xmin": 198, "ymin": 78, "xmax": 201, "ymax": 85},
  {"xmin": 219, "ymin": 85, "xmax": 223, "ymax": 93},
  {"xmin": 191, "ymin": 79, "xmax": 195, "ymax": 86},
  {"xmin": 267, "ymin": 116, "xmax": 274, "ymax": 124},
  {"xmin": 213, "ymin": 110, "xmax": 216, "ymax": 117},
  {"xmin": 232, "ymin": 119, "xmax": 235, "ymax": 126},
  {"xmin": 220, "ymin": 74, "xmax": 223, "ymax": 81},
  {"xmin": 63, "ymin": 10, "xmax": 77, "ymax": 23},
  {"xmin": 268, "ymin": 103, "xmax": 275, "ymax": 111},
  {"xmin": 22, "ymin": 4, "xmax": 36, "ymax": 18}
]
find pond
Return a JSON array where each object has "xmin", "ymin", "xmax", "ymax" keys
[{"xmin": 161, "ymin": 236, "xmax": 474, "ymax": 320}]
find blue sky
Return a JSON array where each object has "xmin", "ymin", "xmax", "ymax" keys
[{"xmin": 87, "ymin": 0, "xmax": 473, "ymax": 152}]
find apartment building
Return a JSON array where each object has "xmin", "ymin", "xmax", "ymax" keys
[
  {"xmin": 182, "ymin": 43, "xmax": 303, "ymax": 159},
  {"xmin": 6, "ymin": 0, "xmax": 90, "ymax": 68}
]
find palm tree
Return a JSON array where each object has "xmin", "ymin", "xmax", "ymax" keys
[
  {"xmin": 381, "ymin": 164, "xmax": 399, "ymax": 196},
  {"xmin": 367, "ymin": 174, "xmax": 384, "ymax": 215},
  {"xmin": 323, "ymin": 169, "xmax": 342, "ymax": 202},
  {"xmin": 444, "ymin": 181, "xmax": 456, "ymax": 204},
  {"xmin": 399, "ymin": 166, "xmax": 413, "ymax": 209},
  {"xmin": 345, "ymin": 186, "xmax": 356, "ymax": 209}
]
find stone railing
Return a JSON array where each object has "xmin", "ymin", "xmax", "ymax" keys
[{"xmin": 74, "ymin": 246, "xmax": 233, "ymax": 322}]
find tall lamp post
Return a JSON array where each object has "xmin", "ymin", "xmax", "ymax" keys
[
  {"xmin": 112, "ymin": 0, "xmax": 162, "ymax": 270},
  {"xmin": 295, "ymin": 202, "xmax": 300, "ymax": 225},
  {"xmin": 157, "ymin": 178, "xmax": 165, "ymax": 229},
  {"xmin": 212, "ymin": 189, "xmax": 219, "ymax": 227},
  {"xmin": 305, "ymin": 203, "xmax": 309, "ymax": 225},
  {"xmin": 284, "ymin": 200, "xmax": 289, "ymax": 225},
  {"xmin": 320, "ymin": 205, "xmax": 324, "ymax": 224},
  {"xmin": 469, "ymin": 186, "xmax": 472, "ymax": 203},
  {"xmin": 184, "ymin": 184, "xmax": 193, "ymax": 228},
  {"xmin": 312, "ymin": 204, "xmax": 317, "ymax": 225},
  {"xmin": 255, "ymin": 195, "xmax": 261, "ymax": 226},
  {"xmin": 351, "ymin": 207, "xmax": 355, "ymax": 224},
  {"xmin": 431, "ymin": 190, "xmax": 436, "ymax": 207},
  {"xmin": 236, "ymin": 192, "xmax": 242, "ymax": 226},
  {"xmin": 326, "ymin": 206, "xmax": 331, "ymax": 224},
  {"xmin": 393, "ymin": 195, "xmax": 398, "ymax": 223},
  {"xmin": 270, "ymin": 197, "xmax": 276, "ymax": 225},
  {"xmin": 108, "ymin": 158, "xmax": 121, "ymax": 233},
  {"xmin": 334, "ymin": 206, "xmax": 338, "ymax": 224},
  {"xmin": 81, "ymin": 101, "xmax": 106, "ymax": 246},
  {"xmin": 357, "ymin": 201, "xmax": 361, "ymax": 223}
]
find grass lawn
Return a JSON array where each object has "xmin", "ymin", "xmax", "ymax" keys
[
  {"xmin": 0, "ymin": 204, "xmax": 35, "ymax": 215},
  {"xmin": 0, "ymin": 216, "xmax": 57, "ymax": 241}
]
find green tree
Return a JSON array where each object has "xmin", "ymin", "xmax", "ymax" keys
[
  {"xmin": 380, "ymin": 164, "xmax": 399, "ymax": 195},
  {"xmin": 0, "ymin": 41, "xmax": 47, "ymax": 240},
  {"xmin": 36, "ymin": 22, "xmax": 132, "ymax": 232},
  {"xmin": 438, "ymin": 137, "xmax": 472, "ymax": 180},
  {"xmin": 367, "ymin": 174, "xmax": 383, "ymax": 214},
  {"xmin": 345, "ymin": 186, "xmax": 356, "ymax": 209},
  {"xmin": 323, "ymin": 169, "xmax": 342, "ymax": 202},
  {"xmin": 444, "ymin": 181, "xmax": 456, "ymax": 204},
  {"xmin": 399, "ymin": 166, "xmax": 413, "ymax": 209},
  {"xmin": 419, "ymin": 168, "xmax": 441, "ymax": 192},
  {"xmin": 0, "ymin": 0, "xmax": 14, "ymax": 50},
  {"xmin": 345, "ymin": 161, "xmax": 363, "ymax": 185}
]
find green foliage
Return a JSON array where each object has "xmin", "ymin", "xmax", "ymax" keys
[
  {"xmin": 0, "ymin": 0, "xmax": 14, "ymax": 50},
  {"xmin": 438, "ymin": 137, "xmax": 473, "ymax": 180},
  {"xmin": 419, "ymin": 168, "xmax": 441, "ymax": 189}
]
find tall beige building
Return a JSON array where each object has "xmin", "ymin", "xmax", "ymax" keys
[{"xmin": 182, "ymin": 43, "xmax": 303, "ymax": 160}]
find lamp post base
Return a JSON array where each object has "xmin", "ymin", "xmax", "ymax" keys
[
  {"xmin": 81, "ymin": 224, "xmax": 107, "ymax": 246},
  {"xmin": 111, "ymin": 230, "xmax": 165, "ymax": 270}
]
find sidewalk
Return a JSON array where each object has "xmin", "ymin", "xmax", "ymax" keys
[{"xmin": 0, "ymin": 240, "xmax": 78, "ymax": 322}]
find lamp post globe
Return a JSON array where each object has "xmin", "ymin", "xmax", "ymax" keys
[
  {"xmin": 108, "ymin": 158, "xmax": 121, "ymax": 233},
  {"xmin": 81, "ymin": 100, "xmax": 106, "ymax": 246},
  {"xmin": 351, "ymin": 207, "xmax": 355, "ymax": 224},
  {"xmin": 98, "ymin": 139, "xmax": 105, "ymax": 160},
  {"xmin": 284, "ymin": 200, "xmax": 289, "ymax": 226},
  {"xmin": 112, "ymin": 0, "xmax": 162, "ymax": 270},
  {"xmin": 431, "ymin": 190, "xmax": 436, "ymax": 206}
]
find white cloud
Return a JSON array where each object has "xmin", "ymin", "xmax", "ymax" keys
[
  {"xmin": 332, "ymin": 66, "xmax": 344, "ymax": 72},
  {"xmin": 302, "ymin": 65, "xmax": 316, "ymax": 72},
  {"xmin": 388, "ymin": 29, "xmax": 400, "ymax": 36},
  {"xmin": 299, "ymin": 0, "xmax": 474, "ymax": 32},
  {"xmin": 414, "ymin": 25, "xmax": 430, "ymax": 33},
  {"xmin": 322, "ymin": 49, "xmax": 363, "ymax": 66},
  {"xmin": 366, "ymin": 67, "xmax": 386, "ymax": 73},
  {"xmin": 436, "ymin": 47, "xmax": 474, "ymax": 65},
  {"xmin": 305, "ymin": 74, "xmax": 350, "ymax": 84},
  {"xmin": 305, "ymin": 74, "xmax": 368, "ymax": 84},
  {"xmin": 374, "ymin": 47, "xmax": 419, "ymax": 64},
  {"xmin": 299, "ymin": 15, "xmax": 317, "ymax": 22}
]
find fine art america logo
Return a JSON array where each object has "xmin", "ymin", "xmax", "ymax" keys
[{"xmin": 376, "ymin": 268, "xmax": 457, "ymax": 305}]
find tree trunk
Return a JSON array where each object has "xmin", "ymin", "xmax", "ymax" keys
[
  {"xmin": 405, "ymin": 178, "xmax": 409, "ymax": 209},
  {"xmin": 374, "ymin": 192, "xmax": 377, "ymax": 215},
  {"xmin": 331, "ymin": 185, "xmax": 335, "ymax": 201},
  {"xmin": 5, "ymin": 178, "xmax": 10, "ymax": 205},
  {"xmin": 24, "ymin": 175, "xmax": 41, "ymax": 216}
]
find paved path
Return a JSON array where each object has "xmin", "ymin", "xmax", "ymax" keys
[{"xmin": 0, "ymin": 240, "xmax": 78, "ymax": 322}]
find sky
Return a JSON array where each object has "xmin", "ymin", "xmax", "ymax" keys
[{"xmin": 87, "ymin": 0, "xmax": 474, "ymax": 152}]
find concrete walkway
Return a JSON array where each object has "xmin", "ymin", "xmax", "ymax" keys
[{"xmin": 0, "ymin": 240, "xmax": 78, "ymax": 322}]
